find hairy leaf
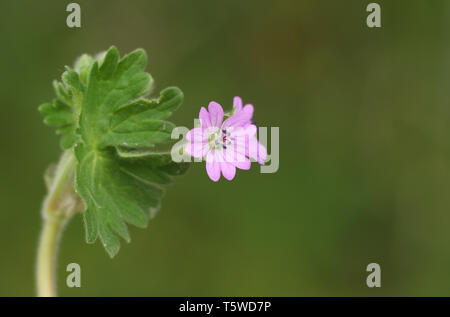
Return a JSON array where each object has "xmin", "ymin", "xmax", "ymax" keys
[{"xmin": 39, "ymin": 47, "xmax": 189, "ymax": 257}]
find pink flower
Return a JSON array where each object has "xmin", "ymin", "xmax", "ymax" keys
[{"xmin": 185, "ymin": 97, "xmax": 267, "ymax": 182}]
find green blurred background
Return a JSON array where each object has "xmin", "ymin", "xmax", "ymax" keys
[{"xmin": 1, "ymin": 0, "xmax": 450, "ymax": 296}]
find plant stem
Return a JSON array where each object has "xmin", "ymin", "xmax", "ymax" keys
[
  {"xmin": 36, "ymin": 215, "xmax": 65, "ymax": 297},
  {"xmin": 36, "ymin": 150, "xmax": 77, "ymax": 297}
]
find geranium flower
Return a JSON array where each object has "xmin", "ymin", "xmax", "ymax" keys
[{"xmin": 185, "ymin": 97, "xmax": 267, "ymax": 181}]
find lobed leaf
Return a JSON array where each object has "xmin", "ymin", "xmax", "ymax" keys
[{"xmin": 39, "ymin": 46, "xmax": 189, "ymax": 257}]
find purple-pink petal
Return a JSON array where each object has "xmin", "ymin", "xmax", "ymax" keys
[
  {"xmin": 207, "ymin": 101, "xmax": 224, "ymax": 128},
  {"xmin": 220, "ymin": 162, "xmax": 236, "ymax": 180},
  {"xmin": 233, "ymin": 96, "xmax": 243, "ymax": 112},
  {"xmin": 206, "ymin": 151, "xmax": 221, "ymax": 182},
  {"xmin": 184, "ymin": 141, "xmax": 207, "ymax": 159},
  {"xmin": 186, "ymin": 128, "xmax": 207, "ymax": 142},
  {"xmin": 224, "ymin": 144, "xmax": 247, "ymax": 164},
  {"xmin": 222, "ymin": 104, "xmax": 254, "ymax": 129},
  {"xmin": 232, "ymin": 156, "xmax": 251, "ymax": 170},
  {"xmin": 199, "ymin": 107, "xmax": 211, "ymax": 128},
  {"xmin": 248, "ymin": 137, "xmax": 267, "ymax": 164}
]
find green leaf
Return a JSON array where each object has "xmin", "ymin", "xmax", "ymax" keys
[
  {"xmin": 39, "ymin": 99, "xmax": 79, "ymax": 149},
  {"xmin": 39, "ymin": 46, "xmax": 189, "ymax": 257}
]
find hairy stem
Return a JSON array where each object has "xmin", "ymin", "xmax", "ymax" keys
[
  {"xmin": 36, "ymin": 150, "xmax": 77, "ymax": 297},
  {"xmin": 36, "ymin": 215, "xmax": 65, "ymax": 297}
]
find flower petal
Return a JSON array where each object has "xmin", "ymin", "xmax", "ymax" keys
[
  {"xmin": 233, "ymin": 158, "xmax": 252, "ymax": 170},
  {"xmin": 222, "ymin": 104, "xmax": 254, "ymax": 129},
  {"xmin": 245, "ymin": 124, "xmax": 257, "ymax": 137},
  {"xmin": 233, "ymin": 134, "xmax": 250, "ymax": 157},
  {"xmin": 224, "ymin": 144, "xmax": 247, "ymax": 164},
  {"xmin": 241, "ymin": 104, "xmax": 254, "ymax": 119},
  {"xmin": 199, "ymin": 107, "xmax": 211, "ymax": 128},
  {"xmin": 228, "ymin": 124, "xmax": 257, "ymax": 138},
  {"xmin": 220, "ymin": 162, "xmax": 236, "ymax": 181},
  {"xmin": 184, "ymin": 141, "xmax": 207, "ymax": 159},
  {"xmin": 206, "ymin": 151, "xmax": 221, "ymax": 182},
  {"xmin": 208, "ymin": 101, "xmax": 224, "ymax": 128},
  {"xmin": 232, "ymin": 156, "xmax": 251, "ymax": 170},
  {"xmin": 233, "ymin": 96, "xmax": 243, "ymax": 112},
  {"xmin": 186, "ymin": 128, "xmax": 207, "ymax": 142},
  {"xmin": 249, "ymin": 137, "xmax": 267, "ymax": 164}
]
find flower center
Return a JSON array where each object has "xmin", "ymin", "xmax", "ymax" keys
[{"xmin": 208, "ymin": 129, "xmax": 232, "ymax": 150}]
